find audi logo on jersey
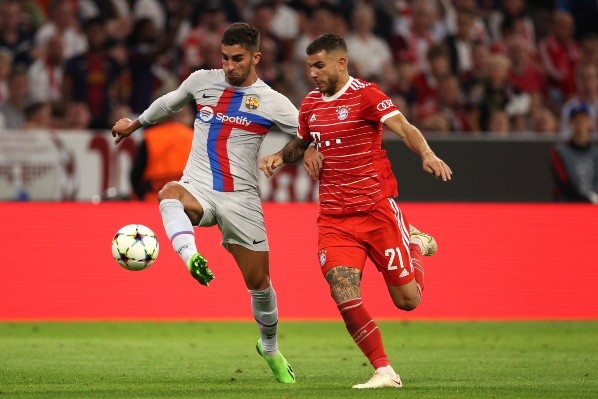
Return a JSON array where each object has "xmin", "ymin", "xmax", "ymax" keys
[
  {"xmin": 376, "ymin": 99, "xmax": 394, "ymax": 111},
  {"xmin": 197, "ymin": 106, "xmax": 251, "ymax": 126}
]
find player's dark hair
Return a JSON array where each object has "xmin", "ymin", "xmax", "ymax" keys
[
  {"xmin": 222, "ymin": 22, "xmax": 260, "ymax": 52},
  {"xmin": 306, "ymin": 33, "xmax": 347, "ymax": 56}
]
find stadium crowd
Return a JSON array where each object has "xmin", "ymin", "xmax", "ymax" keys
[{"xmin": 0, "ymin": 0, "xmax": 597, "ymax": 137}]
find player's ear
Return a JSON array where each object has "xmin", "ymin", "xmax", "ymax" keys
[
  {"xmin": 338, "ymin": 55, "xmax": 348, "ymax": 71},
  {"xmin": 252, "ymin": 51, "xmax": 262, "ymax": 66}
]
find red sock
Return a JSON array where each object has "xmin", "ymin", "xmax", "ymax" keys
[
  {"xmin": 337, "ymin": 299, "xmax": 389, "ymax": 369},
  {"xmin": 410, "ymin": 243, "xmax": 424, "ymax": 297}
]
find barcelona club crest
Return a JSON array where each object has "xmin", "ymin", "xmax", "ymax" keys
[
  {"xmin": 336, "ymin": 106, "xmax": 349, "ymax": 120},
  {"xmin": 245, "ymin": 96, "xmax": 260, "ymax": 110}
]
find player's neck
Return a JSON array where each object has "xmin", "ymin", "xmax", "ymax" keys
[{"xmin": 331, "ymin": 74, "xmax": 350, "ymax": 96}]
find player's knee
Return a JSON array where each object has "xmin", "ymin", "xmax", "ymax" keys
[
  {"xmin": 158, "ymin": 182, "xmax": 180, "ymax": 201},
  {"xmin": 392, "ymin": 295, "xmax": 420, "ymax": 311}
]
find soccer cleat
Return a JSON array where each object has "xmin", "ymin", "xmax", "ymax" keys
[
  {"xmin": 256, "ymin": 339, "xmax": 296, "ymax": 383},
  {"xmin": 352, "ymin": 370, "xmax": 403, "ymax": 389},
  {"xmin": 186, "ymin": 253, "xmax": 214, "ymax": 286},
  {"xmin": 409, "ymin": 225, "xmax": 437, "ymax": 256}
]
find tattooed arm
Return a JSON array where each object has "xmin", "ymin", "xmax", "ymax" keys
[{"xmin": 259, "ymin": 136, "xmax": 312, "ymax": 177}]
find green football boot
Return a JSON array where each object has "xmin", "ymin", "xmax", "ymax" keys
[
  {"xmin": 186, "ymin": 253, "xmax": 214, "ymax": 286},
  {"xmin": 256, "ymin": 339, "xmax": 296, "ymax": 383}
]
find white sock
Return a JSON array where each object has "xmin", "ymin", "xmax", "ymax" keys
[
  {"xmin": 159, "ymin": 199, "xmax": 197, "ymax": 265},
  {"xmin": 376, "ymin": 365, "xmax": 398, "ymax": 378},
  {"xmin": 249, "ymin": 285, "xmax": 278, "ymax": 355}
]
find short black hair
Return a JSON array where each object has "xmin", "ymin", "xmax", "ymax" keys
[
  {"xmin": 222, "ymin": 22, "xmax": 260, "ymax": 52},
  {"xmin": 306, "ymin": 33, "xmax": 347, "ymax": 56}
]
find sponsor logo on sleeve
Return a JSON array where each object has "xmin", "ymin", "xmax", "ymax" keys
[{"xmin": 376, "ymin": 99, "xmax": 394, "ymax": 111}]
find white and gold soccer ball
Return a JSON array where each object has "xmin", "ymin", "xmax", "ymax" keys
[{"xmin": 111, "ymin": 224, "xmax": 159, "ymax": 271}]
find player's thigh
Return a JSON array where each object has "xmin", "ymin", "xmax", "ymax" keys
[
  {"xmin": 366, "ymin": 199, "xmax": 414, "ymax": 286},
  {"xmin": 217, "ymin": 190, "xmax": 269, "ymax": 251},
  {"xmin": 318, "ymin": 214, "xmax": 367, "ymax": 282},
  {"xmin": 226, "ymin": 243, "xmax": 270, "ymax": 290},
  {"xmin": 158, "ymin": 181, "xmax": 205, "ymax": 225}
]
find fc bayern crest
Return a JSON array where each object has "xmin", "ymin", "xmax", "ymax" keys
[
  {"xmin": 336, "ymin": 106, "xmax": 349, "ymax": 120},
  {"xmin": 318, "ymin": 250, "xmax": 327, "ymax": 267},
  {"xmin": 245, "ymin": 96, "xmax": 260, "ymax": 110}
]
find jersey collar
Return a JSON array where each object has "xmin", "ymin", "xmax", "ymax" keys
[{"xmin": 321, "ymin": 76, "xmax": 354, "ymax": 102}]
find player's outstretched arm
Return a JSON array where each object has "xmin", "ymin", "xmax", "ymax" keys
[
  {"xmin": 259, "ymin": 136, "xmax": 312, "ymax": 177},
  {"xmin": 384, "ymin": 113, "xmax": 453, "ymax": 181},
  {"xmin": 112, "ymin": 118, "xmax": 142, "ymax": 144}
]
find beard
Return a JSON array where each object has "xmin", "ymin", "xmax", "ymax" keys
[
  {"xmin": 320, "ymin": 75, "xmax": 339, "ymax": 96},
  {"xmin": 226, "ymin": 66, "xmax": 252, "ymax": 87}
]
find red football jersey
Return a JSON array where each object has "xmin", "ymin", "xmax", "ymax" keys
[{"xmin": 298, "ymin": 77, "xmax": 401, "ymax": 215}]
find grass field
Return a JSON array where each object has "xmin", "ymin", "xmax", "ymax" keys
[{"xmin": 0, "ymin": 321, "xmax": 596, "ymax": 398}]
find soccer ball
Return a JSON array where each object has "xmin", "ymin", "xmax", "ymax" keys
[{"xmin": 111, "ymin": 224, "xmax": 159, "ymax": 271}]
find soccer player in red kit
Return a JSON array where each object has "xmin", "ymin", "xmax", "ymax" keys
[{"xmin": 260, "ymin": 33, "xmax": 452, "ymax": 389}]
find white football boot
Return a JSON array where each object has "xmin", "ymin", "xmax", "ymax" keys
[
  {"xmin": 409, "ymin": 225, "xmax": 437, "ymax": 256},
  {"xmin": 352, "ymin": 370, "xmax": 403, "ymax": 389}
]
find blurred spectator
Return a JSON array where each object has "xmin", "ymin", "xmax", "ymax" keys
[
  {"xmin": 487, "ymin": 109, "xmax": 511, "ymax": 136},
  {"xmin": 470, "ymin": 53, "xmax": 530, "ymax": 132},
  {"xmin": 59, "ymin": 101, "xmax": 92, "ymax": 130},
  {"xmin": 461, "ymin": 41, "xmax": 490, "ymax": 110},
  {"xmin": 0, "ymin": 0, "xmax": 34, "ymax": 66},
  {"xmin": 256, "ymin": 35, "xmax": 299, "ymax": 103},
  {"xmin": 441, "ymin": 0, "xmax": 489, "ymax": 51},
  {"xmin": 444, "ymin": 6, "xmax": 479, "ymax": 76},
  {"xmin": 180, "ymin": 0, "xmax": 229, "ymax": 79},
  {"xmin": 488, "ymin": 0, "xmax": 536, "ymax": 50},
  {"xmin": 127, "ymin": 1, "xmax": 185, "ymax": 115},
  {"xmin": 412, "ymin": 44, "xmax": 452, "ymax": 110},
  {"xmin": 345, "ymin": 2, "xmax": 393, "ymax": 84},
  {"xmin": 34, "ymin": 0, "xmax": 86, "ymax": 60},
  {"xmin": 550, "ymin": 103, "xmax": 598, "ymax": 203},
  {"xmin": 269, "ymin": 0, "xmax": 301, "ymax": 43},
  {"xmin": 62, "ymin": 17, "xmax": 126, "ymax": 129},
  {"xmin": 558, "ymin": 0, "xmax": 598, "ymax": 40},
  {"xmin": 529, "ymin": 107, "xmax": 559, "ymax": 135},
  {"xmin": 538, "ymin": 10, "xmax": 582, "ymax": 104},
  {"xmin": 129, "ymin": 109, "xmax": 194, "ymax": 201},
  {"xmin": 418, "ymin": 74, "xmax": 471, "ymax": 133},
  {"xmin": 559, "ymin": 62, "xmax": 598, "ymax": 139},
  {"xmin": 388, "ymin": 59, "xmax": 418, "ymax": 109},
  {"xmin": 293, "ymin": 3, "xmax": 344, "ymax": 94},
  {"xmin": 341, "ymin": 0, "xmax": 394, "ymax": 41},
  {"xmin": 23, "ymin": 101, "xmax": 53, "ymax": 129},
  {"xmin": 0, "ymin": 67, "xmax": 29, "ymax": 128},
  {"xmin": 0, "ymin": 48, "xmax": 12, "ymax": 102},
  {"xmin": 390, "ymin": 0, "xmax": 446, "ymax": 72},
  {"xmin": 78, "ymin": 0, "xmax": 133, "ymax": 42},
  {"xmin": 506, "ymin": 33, "xmax": 546, "ymax": 112},
  {"xmin": 27, "ymin": 34, "xmax": 64, "ymax": 110},
  {"xmin": 580, "ymin": 34, "xmax": 598, "ymax": 66}
]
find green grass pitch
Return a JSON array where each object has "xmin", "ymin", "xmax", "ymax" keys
[{"xmin": 0, "ymin": 321, "xmax": 596, "ymax": 398}]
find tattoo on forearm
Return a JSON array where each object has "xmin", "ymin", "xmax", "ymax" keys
[
  {"xmin": 281, "ymin": 136, "xmax": 310, "ymax": 164},
  {"xmin": 325, "ymin": 267, "xmax": 362, "ymax": 303}
]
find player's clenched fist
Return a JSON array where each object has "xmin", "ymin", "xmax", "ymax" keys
[
  {"xmin": 112, "ymin": 118, "xmax": 141, "ymax": 144},
  {"xmin": 259, "ymin": 154, "xmax": 283, "ymax": 177}
]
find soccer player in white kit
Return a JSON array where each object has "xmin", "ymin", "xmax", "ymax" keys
[{"xmin": 111, "ymin": 23, "xmax": 296, "ymax": 384}]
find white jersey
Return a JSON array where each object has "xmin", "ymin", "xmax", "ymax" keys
[{"xmin": 139, "ymin": 69, "xmax": 298, "ymax": 192}]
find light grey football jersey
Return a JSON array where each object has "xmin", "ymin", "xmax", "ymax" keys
[{"xmin": 138, "ymin": 69, "xmax": 298, "ymax": 192}]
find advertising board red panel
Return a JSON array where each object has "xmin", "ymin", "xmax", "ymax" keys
[{"xmin": 1, "ymin": 203, "xmax": 596, "ymax": 320}]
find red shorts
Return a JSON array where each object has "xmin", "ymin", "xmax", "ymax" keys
[{"xmin": 317, "ymin": 198, "xmax": 415, "ymax": 286}]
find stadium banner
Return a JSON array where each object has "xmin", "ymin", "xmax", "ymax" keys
[
  {"xmin": 1, "ymin": 202, "xmax": 596, "ymax": 321},
  {"xmin": 0, "ymin": 130, "xmax": 315, "ymax": 202}
]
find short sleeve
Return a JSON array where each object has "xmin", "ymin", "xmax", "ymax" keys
[
  {"xmin": 297, "ymin": 100, "xmax": 313, "ymax": 142},
  {"xmin": 269, "ymin": 92, "xmax": 299, "ymax": 135},
  {"xmin": 360, "ymin": 84, "xmax": 401, "ymax": 123}
]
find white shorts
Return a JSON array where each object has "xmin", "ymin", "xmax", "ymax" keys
[{"xmin": 178, "ymin": 180, "xmax": 269, "ymax": 251}]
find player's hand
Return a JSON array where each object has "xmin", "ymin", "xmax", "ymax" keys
[
  {"xmin": 422, "ymin": 151, "xmax": 452, "ymax": 181},
  {"xmin": 111, "ymin": 118, "xmax": 135, "ymax": 144},
  {"xmin": 259, "ymin": 154, "xmax": 283, "ymax": 177},
  {"xmin": 304, "ymin": 147, "xmax": 324, "ymax": 179}
]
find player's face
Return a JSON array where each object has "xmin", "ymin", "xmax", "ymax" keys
[
  {"xmin": 221, "ymin": 44, "xmax": 260, "ymax": 87},
  {"xmin": 307, "ymin": 50, "xmax": 346, "ymax": 96}
]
